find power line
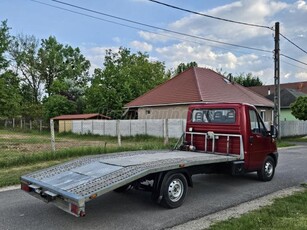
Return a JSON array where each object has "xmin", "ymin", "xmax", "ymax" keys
[
  {"xmin": 280, "ymin": 33, "xmax": 307, "ymax": 55},
  {"xmin": 280, "ymin": 59, "xmax": 307, "ymax": 72},
  {"xmin": 50, "ymin": 0, "xmax": 272, "ymax": 53},
  {"xmin": 280, "ymin": 53, "xmax": 307, "ymax": 66},
  {"xmin": 31, "ymin": 0, "xmax": 273, "ymax": 58},
  {"xmin": 31, "ymin": 0, "xmax": 265, "ymax": 56},
  {"xmin": 148, "ymin": 0, "xmax": 273, "ymax": 30}
]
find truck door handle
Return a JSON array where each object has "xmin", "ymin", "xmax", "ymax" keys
[{"xmin": 249, "ymin": 136, "xmax": 254, "ymax": 143}]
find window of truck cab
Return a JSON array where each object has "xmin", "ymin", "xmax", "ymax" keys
[
  {"xmin": 249, "ymin": 109, "xmax": 267, "ymax": 135},
  {"xmin": 191, "ymin": 108, "xmax": 236, "ymax": 124}
]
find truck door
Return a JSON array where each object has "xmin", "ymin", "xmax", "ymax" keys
[{"xmin": 248, "ymin": 109, "xmax": 271, "ymax": 170}]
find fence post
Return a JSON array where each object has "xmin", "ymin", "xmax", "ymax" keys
[
  {"xmin": 116, "ymin": 120, "xmax": 121, "ymax": 147},
  {"xmin": 163, "ymin": 119, "xmax": 169, "ymax": 145},
  {"xmin": 12, "ymin": 118, "xmax": 15, "ymax": 129},
  {"xmin": 20, "ymin": 119, "xmax": 22, "ymax": 129},
  {"xmin": 29, "ymin": 120, "xmax": 32, "ymax": 130},
  {"xmin": 50, "ymin": 119, "xmax": 56, "ymax": 152},
  {"xmin": 39, "ymin": 120, "xmax": 42, "ymax": 132}
]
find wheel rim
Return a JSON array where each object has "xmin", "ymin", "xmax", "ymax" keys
[
  {"xmin": 264, "ymin": 161, "xmax": 273, "ymax": 178},
  {"xmin": 168, "ymin": 179, "xmax": 184, "ymax": 202}
]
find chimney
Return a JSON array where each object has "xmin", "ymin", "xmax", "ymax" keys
[{"xmin": 268, "ymin": 87, "xmax": 271, "ymax": 95}]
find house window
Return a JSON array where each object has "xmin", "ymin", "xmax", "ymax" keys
[
  {"xmin": 260, "ymin": 110, "xmax": 265, "ymax": 121},
  {"xmin": 146, "ymin": 109, "xmax": 151, "ymax": 115}
]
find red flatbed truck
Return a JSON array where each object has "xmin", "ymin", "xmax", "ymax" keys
[{"xmin": 21, "ymin": 103, "xmax": 278, "ymax": 217}]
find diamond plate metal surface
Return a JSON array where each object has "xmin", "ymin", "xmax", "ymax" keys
[{"xmin": 23, "ymin": 150, "xmax": 238, "ymax": 200}]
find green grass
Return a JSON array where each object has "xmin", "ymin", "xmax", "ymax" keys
[
  {"xmin": 209, "ymin": 188, "xmax": 307, "ymax": 230},
  {"xmin": 0, "ymin": 130, "xmax": 176, "ymax": 187},
  {"xmin": 282, "ymin": 136, "xmax": 307, "ymax": 143},
  {"xmin": 277, "ymin": 135, "xmax": 307, "ymax": 148}
]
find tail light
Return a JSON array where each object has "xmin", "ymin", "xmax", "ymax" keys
[
  {"xmin": 21, "ymin": 182, "xmax": 30, "ymax": 192},
  {"xmin": 70, "ymin": 203, "xmax": 85, "ymax": 217}
]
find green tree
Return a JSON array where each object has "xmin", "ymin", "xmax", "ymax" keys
[
  {"xmin": 228, "ymin": 73, "xmax": 263, "ymax": 87},
  {"xmin": 9, "ymin": 34, "xmax": 42, "ymax": 103},
  {"xmin": 175, "ymin": 61, "xmax": 198, "ymax": 75},
  {"xmin": 0, "ymin": 71, "xmax": 21, "ymax": 117},
  {"xmin": 86, "ymin": 47, "xmax": 169, "ymax": 118},
  {"xmin": 43, "ymin": 95, "xmax": 77, "ymax": 120},
  {"xmin": 0, "ymin": 20, "xmax": 11, "ymax": 71},
  {"xmin": 291, "ymin": 96, "xmax": 307, "ymax": 121},
  {"xmin": 38, "ymin": 36, "xmax": 90, "ymax": 96}
]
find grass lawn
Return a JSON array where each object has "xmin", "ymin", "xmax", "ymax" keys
[
  {"xmin": 0, "ymin": 129, "xmax": 176, "ymax": 187},
  {"xmin": 209, "ymin": 186, "xmax": 307, "ymax": 230}
]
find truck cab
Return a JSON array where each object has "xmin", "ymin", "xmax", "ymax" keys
[{"xmin": 184, "ymin": 103, "xmax": 278, "ymax": 180}]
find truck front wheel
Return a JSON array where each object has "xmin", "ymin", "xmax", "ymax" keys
[
  {"xmin": 161, "ymin": 173, "xmax": 188, "ymax": 208},
  {"xmin": 257, "ymin": 156, "xmax": 275, "ymax": 182}
]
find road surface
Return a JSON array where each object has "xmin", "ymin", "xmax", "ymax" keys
[{"xmin": 1, "ymin": 144, "xmax": 306, "ymax": 230}]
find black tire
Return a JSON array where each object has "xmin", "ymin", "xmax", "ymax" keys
[
  {"xmin": 161, "ymin": 173, "xmax": 188, "ymax": 209},
  {"xmin": 113, "ymin": 184, "xmax": 132, "ymax": 193},
  {"xmin": 257, "ymin": 156, "xmax": 275, "ymax": 182}
]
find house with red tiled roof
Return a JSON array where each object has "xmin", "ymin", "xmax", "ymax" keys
[
  {"xmin": 52, "ymin": 113, "xmax": 111, "ymax": 133},
  {"xmin": 249, "ymin": 83, "xmax": 307, "ymax": 121},
  {"xmin": 125, "ymin": 67, "xmax": 274, "ymax": 121}
]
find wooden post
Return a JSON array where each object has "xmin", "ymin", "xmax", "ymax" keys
[
  {"xmin": 20, "ymin": 119, "xmax": 22, "ymax": 129},
  {"xmin": 164, "ymin": 119, "xmax": 169, "ymax": 145},
  {"xmin": 13, "ymin": 118, "xmax": 15, "ymax": 129},
  {"xmin": 116, "ymin": 120, "xmax": 122, "ymax": 147},
  {"xmin": 29, "ymin": 120, "xmax": 32, "ymax": 130},
  {"xmin": 50, "ymin": 119, "xmax": 56, "ymax": 152},
  {"xmin": 40, "ymin": 120, "xmax": 42, "ymax": 132}
]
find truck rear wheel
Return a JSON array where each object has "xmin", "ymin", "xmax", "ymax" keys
[
  {"xmin": 161, "ymin": 173, "xmax": 188, "ymax": 209},
  {"xmin": 257, "ymin": 156, "xmax": 275, "ymax": 182}
]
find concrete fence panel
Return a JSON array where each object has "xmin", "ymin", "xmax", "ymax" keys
[
  {"xmin": 168, "ymin": 119, "xmax": 186, "ymax": 138},
  {"xmin": 146, "ymin": 120, "xmax": 164, "ymax": 137},
  {"xmin": 72, "ymin": 120, "xmax": 82, "ymax": 134},
  {"xmin": 280, "ymin": 121, "xmax": 307, "ymax": 137},
  {"xmin": 92, "ymin": 120, "xmax": 105, "ymax": 135},
  {"xmin": 71, "ymin": 119, "xmax": 307, "ymax": 138},
  {"xmin": 104, "ymin": 120, "xmax": 117, "ymax": 136}
]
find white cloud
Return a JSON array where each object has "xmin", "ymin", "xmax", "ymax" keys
[
  {"xmin": 112, "ymin": 37, "xmax": 121, "ymax": 43},
  {"xmin": 81, "ymin": 46, "xmax": 119, "ymax": 74},
  {"xmin": 135, "ymin": 0, "xmax": 307, "ymax": 84},
  {"xmin": 297, "ymin": 0, "xmax": 307, "ymax": 10},
  {"xmin": 130, "ymin": 40, "xmax": 153, "ymax": 52},
  {"xmin": 296, "ymin": 72, "xmax": 307, "ymax": 80}
]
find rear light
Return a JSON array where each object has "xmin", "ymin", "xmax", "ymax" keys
[
  {"xmin": 70, "ymin": 203, "xmax": 79, "ymax": 215},
  {"xmin": 21, "ymin": 183, "xmax": 30, "ymax": 192}
]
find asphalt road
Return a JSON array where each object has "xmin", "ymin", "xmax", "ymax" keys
[{"xmin": 1, "ymin": 144, "xmax": 307, "ymax": 230}]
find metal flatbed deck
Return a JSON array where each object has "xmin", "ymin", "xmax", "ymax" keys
[{"xmin": 21, "ymin": 150, "xmax": 240, "ymax": 214}]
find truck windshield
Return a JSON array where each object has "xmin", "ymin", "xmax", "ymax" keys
[{"xmin": 192, "ymin": 109, "xmax": 236, "ymax": 124}]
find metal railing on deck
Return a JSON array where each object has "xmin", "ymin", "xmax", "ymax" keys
[{"xmin": 176, "ymin": 131, "xmax": 244, "ymax": 160}]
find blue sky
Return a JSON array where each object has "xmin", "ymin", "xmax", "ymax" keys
[{"xmin": 1, "ymin": 0, "xmax": 307, "ymax": 84}]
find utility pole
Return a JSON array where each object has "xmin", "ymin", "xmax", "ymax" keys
[{"xmin": 274, "ymin": 22, "xmax": 281, "ymax": 139}]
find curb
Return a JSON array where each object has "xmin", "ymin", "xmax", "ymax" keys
[
  {"xmin": 167, "ymin": 186, "xmax": 305, "ymax": 230},
  {"xmin": 0, "ymin": 185, "xmax": 20, "ymax": 192}
]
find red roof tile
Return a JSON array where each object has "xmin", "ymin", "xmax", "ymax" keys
[
  {"xmin": 249, "ymin": 81, "xmax": 307, "ymax": 97},
  {"xmin": 52, "ymin": 113, "xmax": 111, "ymax": 120},
  {"xmin": 125, "ymin": 67, "xmax": 273, "ymax": 108}
]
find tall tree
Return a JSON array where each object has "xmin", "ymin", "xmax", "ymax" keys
[
  {"xmin": 175, "ymin": 61, "xmax": 198, "ymax": 75},
  {"xmin": 0, "ymin": 71, "xmax": 21, "ymax": 117},
  {"xmin": 0, "ymin": 20, "xmax": 11, "ymax": 71},
  {"xmin": 291, "ymin": 96, "xmax": 307, "ymax": 121},
  {"xmin": 86, "ymin": 47, "xmax": 169, "ymax": 118},
  {"xmin": 38, "ymin": 36, "xmax": 90, "ymax": 96},
  {"xmin": 9, "ymin": 34, "xmax": 42, "ymax": 103}
]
